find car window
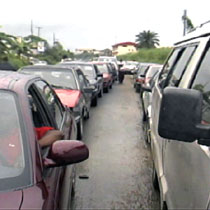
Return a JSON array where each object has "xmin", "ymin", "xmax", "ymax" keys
[
  {"xmin": 167, "ymin": 45, "xmax": 197, "ymax": 87},
  {"xmin": 191, "ymin": 43, "xmax": 210, "ymax": 124},
  {"xmin": 34, "ymin": 80, "xmax": 64, "ymax": 128},
  {"xmin": 0, "ymin": 91, "xmax": 25, "ymax": 178},
  {"xmin": 77, "ymin": 70, "xmax": 89, "ymax": 89},
  {"xmin": 158, "ymin": 47, "xmax": 184, "ymax": 88},
  {"xmin": 0, "ymin": 90, "xmax": 32, "ymax": 191}
]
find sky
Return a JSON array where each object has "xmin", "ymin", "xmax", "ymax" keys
[{"xmin": 1, "ymin": 0, "xmax": 210, "ymax": 51}]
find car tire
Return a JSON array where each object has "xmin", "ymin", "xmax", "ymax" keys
[
  {"xmin": 104, "ymin": 87, "xmax": 109, "ymax": 93},
  {"xmin": 77, "ymin": 117, "xmax": 83, "ymax": 140},
  {"xmin": 91, "ymin": 97, "xmax": 98, "ymax": 107},
  {"xmin": 98, "ymin": 89, "xmax": 103, "ymax": 98},
  {"xmin": 152, "ymin": 165, "xmax": 159, "ymax": 191},
  {"xmin": 135, "ymin": 85, "xmax": 140, "ymax": 93},
  {"xmin": 110, "ymin": 84, "xmax": 112, "ymax": 89}
]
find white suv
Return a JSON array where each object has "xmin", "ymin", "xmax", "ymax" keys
[{"xmin": 148, "ymin": 22, "xmax": 210, "ymax": 209}]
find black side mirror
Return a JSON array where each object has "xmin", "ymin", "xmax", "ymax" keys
[
  {"xmin": 158, "ymin": 87, "xmax": 210, "ymax": 143},
  {"xmin": 97, "ymin": 73, "xmax": 103, "ymax": 77},
  {"xmin": 141, "ymin": 85, "xmax": 152, "ymax": 92}
]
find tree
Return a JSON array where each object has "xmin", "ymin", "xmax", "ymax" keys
[{"xmin": 135, "ymin": 30, "xmax": 160, "ymax": 49}]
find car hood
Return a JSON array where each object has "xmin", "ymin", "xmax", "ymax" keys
[
  {"xmin": 55, "ymin": 89, "xmax": 81, "ymax": 108},
  {"xmin": 0, "ymin": 190, "xmax": 23, "ymax": 209}
]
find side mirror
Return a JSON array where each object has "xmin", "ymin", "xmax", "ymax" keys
[
  {"xmin": 83, "ymin": 86, "xmax": 95, "ymax": 93},
  {"xmin": 141, "ymin": 84, "xmax": 152, "ymax": 92},
  {"xmin": 44, "ymin": 140, "xmax": 89, "ymax": 168},
  {"xmin": 158, "ymin": 87, "xmax": 210, "ymax": 143},
  {"xmin": 97, "ymin": 73, "xmax": 103, "ymax": 77}
]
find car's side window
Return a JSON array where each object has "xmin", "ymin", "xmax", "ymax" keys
[
  {"xmin": 158, "ymin": 47, "xmax": 185, "ymax": 88},
  {"xmin": 167, "ymin": 45, "xmax": 197, "ymax": 87},
  {"xmin": 77, "ymin": 70, "xmax": 89, "ymax": 88},
  {"xmin": 191, "ymin": 43, "xmax": 210, "ymax": 124},
  {"xmin": 34, "ymin": 80, "xmax": 64, "ymax": 128}
]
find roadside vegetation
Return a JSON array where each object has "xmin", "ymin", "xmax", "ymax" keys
[
  {"xmin": 0, "ymin": 28, "xmax": 172, "ymax": 69},
  {"xmin": 118, "ymin": 47, "xmax": 172, "ymax": 64}
]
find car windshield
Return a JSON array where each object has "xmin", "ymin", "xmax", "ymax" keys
[
  {"xmin": 95, "ymin": 64, "xmax": 109, "ymax": 73},
  {"xmin": 21, "ymin": 69, "xmax": 78, "ymax": 89},
  {"xmin": 0, "ymin": 91, "xmax": 31, "ymax": 191}
]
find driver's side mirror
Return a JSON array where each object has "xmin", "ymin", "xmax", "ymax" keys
[
  {"xmin": 97, "ymin": 73, "xmax": 103, "ymax": 77},
  {"xmin": 44, "ymin": 140, "xmax": 89, "ymax": 168},
  {"xmin": 158, "ymin": 87, "xmax": 210, "ymax": 144}
]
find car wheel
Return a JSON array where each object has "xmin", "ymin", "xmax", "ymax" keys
[
  {"xmin": 77, "ymin": 117, "xmax": 83, "ymax": 140},
  {"xmin": 91, "ymin": 96, "xmax": 98, "ymax": 107},
  {"xmin": 152, "ymin": 165, "xmax": 159, "ymax": 191},
  {"xmin": 110, "ymin": 83, "xmax": 112, "ymax": 89},
  {"xmin": 98, "ymin": 89, "xmax": 103, "ymax": 98},
  {"xmin": 135, "ymin": 85, "xmax": 140, "ymax": 93},
  {"xmin": 84, "ymin": 109, "xmax": 90, "ymax": 120},
  {"xmin": 104, "ymin": 87, "xmax": 109, "ymax": 93}
]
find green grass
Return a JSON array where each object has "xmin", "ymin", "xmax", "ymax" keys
[{"xmin": 118, "ymin": 47, "xmax": 172, "ymax": 64}]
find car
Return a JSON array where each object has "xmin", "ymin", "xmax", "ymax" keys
[
  {"xmin": 145, "ymin": 22, "xmax": 210, "ymax": 209},
  {"xmin": 19, "ymin": 65, "xmax": 93, "ymax": 140},
  {"xmin": 140, "ymin": 64, "xmax": 163, "ymax": 97},
  {"xmin": 120, "ymin": 61, "xmax": 139, "ymax": 75},
  {"xmin": 92, "ymin": 62, "xmax": 114, "ymax": 93},
  {"xmin": 59, "ymin": 61, "xmax": 104, "ymax": 107},
  {"xmin": 141, "ymin": 70, "xmax": 160, "ymax": 144},
  {"xmin": 133, "ymin": 63, "xmax": 153, "ymax": 93},
  {"xmin": 0, "ymin": 71, "xmax": 89, "ymax": 210}
]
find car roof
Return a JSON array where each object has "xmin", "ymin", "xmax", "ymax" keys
[
  {"xmin": 174, "ymin": 21, "xmax": 210, "ymax": 45},
  {"xmin": 20, "ymin": 64, "xmax": 73, "ymax": 72},
  {"xmin": 0, "ymin": 70, "xmax": 39, "ymax": 89}
]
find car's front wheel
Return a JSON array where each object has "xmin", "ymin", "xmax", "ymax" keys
[
  {"xmin": 77, "ymin": 117, "xmax": 83, "ymax": 140},
  {"xmin": 91, "ymin": 96, "xmax": 98, "ymax": 107}
]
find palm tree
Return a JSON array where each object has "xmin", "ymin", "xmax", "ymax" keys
[{"xmin": 135, "ymin": 30, "xmax": 160, "ymax": 49}]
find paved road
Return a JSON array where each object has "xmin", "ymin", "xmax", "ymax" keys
[{"xmin": 72, "ymin": 76, "xmax": 159, "ymax": 209}]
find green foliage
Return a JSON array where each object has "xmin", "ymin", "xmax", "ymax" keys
[
  {"xmin": 135, "ymin": 30, "xmax": 160, "ymax": 49},
  {"xmin": 118, "ymin": 47, "xmax": 172, "ymax": 64}
]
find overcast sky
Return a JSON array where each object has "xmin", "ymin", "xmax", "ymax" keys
[{"xmin": 1, "ymin": 0, "xmax": 210, "ymax": 51}]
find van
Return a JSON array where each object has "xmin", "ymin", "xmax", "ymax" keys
[{"xmin": 148, "ymin": 22, "xmax": 210, "ymax": 209}]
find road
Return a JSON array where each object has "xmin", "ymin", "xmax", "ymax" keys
[{"xmin": 72, "ymin": 76, "xmax": 159, "ymax": 209}]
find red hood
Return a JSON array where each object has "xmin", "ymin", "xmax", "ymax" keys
[
  {"xmin": 54, "ymin": 89, "xmax": 81, "ymax": 108},
  {"xmin": 0, "ymin": 190, "xmax": 22, "ymax": 209}
]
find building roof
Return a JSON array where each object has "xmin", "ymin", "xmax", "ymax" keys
[{"xmin": 112, "ymin": 42, "xmax": 137, "ymax": 48}]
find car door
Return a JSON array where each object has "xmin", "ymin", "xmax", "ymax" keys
[
  {"xmin": 28, "ymin": 80, "xmax": 76, "ymax": 209},
  {"xmin": 162, "ymin": 41, "xmax": 210, "ymax": 209},
  {"xmin": 94, "ymin": 64, "xmax": 103, "ymax": 93},
  {"xmin": 151, "ymin": 44, "xmax": 198, "ymax": 207},
  {"xmin": 76, "ymin": 69, "xmax": 92, "ymax": 111}
]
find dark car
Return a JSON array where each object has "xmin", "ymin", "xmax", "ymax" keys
[
  {"xmin": 0, "ymin": 71, "xmax": 89, "ymax": 210},
  {"xmin": 19, "ymin": 65, "xmax": 93, "ymax": 140},
  {"xmin": 92, "ymin": 62, "xmax": 114, "ymax": 93},
  {"xmin": 59, "ymin": 61, "xmax": 104, "ymax": 107}
]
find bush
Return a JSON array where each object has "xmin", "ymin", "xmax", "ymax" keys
[{"xmin": 118, "ymin": 47, "xmax": 172, "ymax": 64}]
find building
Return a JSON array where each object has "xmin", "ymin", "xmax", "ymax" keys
[{"xmin": 112, "ymin": 42, "xmax": 137, "ymax": 56}]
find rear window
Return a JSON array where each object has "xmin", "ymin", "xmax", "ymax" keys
[
  {"xmin": 0, "ymin": 91, "xmax": 31, "ymax": 191},
  {"xmin": 95, "ymin": 64, "xmax": 109, "ymax": 73}
]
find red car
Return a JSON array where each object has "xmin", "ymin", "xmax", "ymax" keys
[
  {"xmin": 92, "ymin": 62, "xmax": 114, "ymax": 93},
  {"xmin": 0, "ymin": 71, "xmax": 89, "ymax": 209}
]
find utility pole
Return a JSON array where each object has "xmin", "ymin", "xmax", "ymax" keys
[
  {"xmin": 36, "ymin": 26, "xmax": 42, "ymax": 37},
  {"xmin": 31, "ymin": 20, "xmax": 33, "ymax": 36},
  {"xmin": 183, "ymin": 10, "xmax": 187, "ymax": 36}
]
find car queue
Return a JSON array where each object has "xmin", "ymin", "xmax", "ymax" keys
[{"xmin": 0, "ymin": 58, "xmax": 121, "ymax": 209}]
